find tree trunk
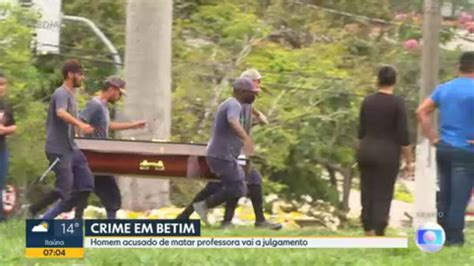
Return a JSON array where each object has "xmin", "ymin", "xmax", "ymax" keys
[
  {"xmin": 414, "ymin": 0, "xmax": 439, "ymax": 227},
  {"xmin": 341, "ymin": 167, "xmax": 353, "ymax": 211},
  {"xmin": 327, "ymin": 167, "xmax": 337, "ymax": 187},
  {"xmin": 118, "ymin": 0, "xmax": 173, "ymax": 211}
]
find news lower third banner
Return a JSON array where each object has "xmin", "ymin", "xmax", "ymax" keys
[
  {"xmin": 82, "ymin": 219, "xmax": 407, "ymax": 248},
  {"xmin": 26, "ymin": 220, "xmax": 408, "ymax": 251},
  {"xmin": 85, "ymin": 236, "xmax": 408, "ymax": 249}
]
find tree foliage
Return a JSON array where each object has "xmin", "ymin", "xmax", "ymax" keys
[
  {"xmin": 1, "ymin": 0, "xmax": 470, "ymax": 209},
  {"xmin": 0, "ymin": 4, "xmax": 47, "ymax": 185}
]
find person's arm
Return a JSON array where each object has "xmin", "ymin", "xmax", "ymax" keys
[
  {"xmin": 251, "ymin": 106, "xmax": 259, "ymax": 116},
  {"xmin": 229, "ymin": 118, "xmax": 254, "ymax": 155},
  {"xmin": 57, "ymin": 109, "xmax": 92, "ymax": 133},
  {"xmin": 251, "ymin": 106, "xmax": 269, "ymax": 125},
  {"xmin": 228, "ymin": 118, "xmax": 251, "ymax": 142},
  {"xmin": 227, "ymin": 101, "xmax": 254, "ymax": 155},
  {"xmin": 110, "ymin": 120, "xmax": 146, "ymax": 131},
  {"xmin": 401, "ymin": 146, "xmax": 413, "ymax": 165},
  {"xmin": 356, "ymin": 100, "xmax": 366, "ymax": 151},
  {"xmin": 401, "ymin": 145, "xmax": 414, "ymax": 178},
  {"xmin": 0, "ymin": 125, "xmax": 16, "ymax": 136},
  {"xmin": 54, "ymin": 92, "xmax": 93, "ymax": 133},
  {"xmin": 416, "ymin": 98, "xmax": 438, "ymax": 145},
  {"xmin": 397, "ymin": 99, "xmax": 413, "ymax": 164},
  {"xmin": 78, "ymin": 101, "xmax": 100, "ymax": 137},
  {"xmin": 357, "ymin": 101, "xmax": 366, "ymax": 140},
  {"xmin": 0, "ymin": 105, "xmax": 17, "ymax": 136}
]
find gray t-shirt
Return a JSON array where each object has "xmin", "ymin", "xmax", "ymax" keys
[
  {"xmin": 45, "ymin": 86, "xmax": 78, "ymax": 154},
  {"xmin": 241, "ymin": 103, "xmax": 252, "ymax": 135},
  {"xmin": 79, "ymin": 97, "xmax": 110, "ymax": 139},
  {"xmin": 206, "ymin": 97, "xmax": 243, "ymax": 161}
]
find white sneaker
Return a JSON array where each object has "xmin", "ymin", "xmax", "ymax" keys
[{"xmin": 193, "ymin": 201, "xmax": 209, "ymax": 225}]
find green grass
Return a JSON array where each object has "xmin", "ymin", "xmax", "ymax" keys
[
  {"xmin": 1, "ymin": 219, "xmax": 473, "ymax": 266},
  {"xmin": 393, "ymin": 183, "xmax": 414, "ymax": 203}
]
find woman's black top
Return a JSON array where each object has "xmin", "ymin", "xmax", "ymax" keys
[{"xmin": 357, "ymin": 92, "xmax": 409, "ymax": 166}]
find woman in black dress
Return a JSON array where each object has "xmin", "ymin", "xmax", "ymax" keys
[{"xmin": 357, "ymin": 66, "xmax": 413, "ymax": 236}]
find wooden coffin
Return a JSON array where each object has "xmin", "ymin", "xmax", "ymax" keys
[{"xmin": 76, "ymin": 138, "xmax": 219, "ymax": 181}]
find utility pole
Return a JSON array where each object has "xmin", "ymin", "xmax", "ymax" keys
[
  {"xmin": 118, "ymin": 0, "xmax": 173, "ymax": 211},
  {"xmin": 414, "ymin": 0, "xmax": 440, "ymax": 228}
]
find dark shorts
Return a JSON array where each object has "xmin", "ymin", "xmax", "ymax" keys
[
  {"xmin": 46, "ymin": 149, "xmax": 94, "ymax": 199},
  {"xmin": 206, "ymin": 157, "xmax": 247, "ymax": 198},
  {"xmin": 94, "ymin": 175, "xmax": 121, "ymax": 211}
]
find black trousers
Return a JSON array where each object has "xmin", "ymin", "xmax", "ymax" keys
[
  {"xmin": 357, "ymin": 139, "xmax": 400, "ymax": 236},
  {"xmin": 75, "ymin": 175, "xmax": 122, "ymax": 219},
  {"xmin": 358, "ymin": 162, "xmax": 399, "ymax": 236},
  {"xmin": 204, "ymin": 157, "xmax": 246, "ymax": 208},
  {"xmin": 176, "ymin": 182, "xmax": 265, "ymax": 223}
]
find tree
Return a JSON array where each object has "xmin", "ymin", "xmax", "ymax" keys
[
  {"xmin": 3, "ymin": 0, "xmax": 467, "ymax": 214},
  {"xmin": 0, "ymin": 4, "xmax": 45, "ymax": 188}
]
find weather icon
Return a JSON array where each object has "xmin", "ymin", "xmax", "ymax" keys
[{"xmin": 31, "ymin": 222, "xmax": 49, "ymax": 233}]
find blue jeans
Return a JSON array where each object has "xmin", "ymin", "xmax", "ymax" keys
[
  {"xmin": 436, "ymin": 141, "xmax": 474, "ymax": 245},
  {"xmin": 0, "ymin": 149, "xmax": 9, "ymax": 221}
]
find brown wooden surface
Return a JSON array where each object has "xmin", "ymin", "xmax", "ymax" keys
[
  {"xmin": 82, "ymin": 150, "xmax": 218, "ymax": 180},
  {"xmin": 77, "ymin": 138, "xmax": 254, "ymax": 181}
]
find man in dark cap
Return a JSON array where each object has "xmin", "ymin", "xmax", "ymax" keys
[
  {"xmin": 177, "ymin": 71, "xmax": 281, "ymax": 230},
  {"xmin": 74, "ymin": 76, "xmax": 146, "ymax": 219},
  {"xmin": 192, "ymin": 78, "xmax": 257, "ymax": 224}
]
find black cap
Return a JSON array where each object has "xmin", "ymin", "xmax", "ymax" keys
[
  {"xmin": 105, "ymin": 76, "xmax": 126, "ymax": 95},
  {"xmin": 232, "ymin": 78, "xmax": 259, "ymax": 92}
]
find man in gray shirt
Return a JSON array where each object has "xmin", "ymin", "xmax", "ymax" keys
[
  {"xmin": 28, "ymin": 59, "xmax": 95, "ymax": 218},
  {"xmin": 221, "ymin": 69, "xmax": 280, "ymax": 229},
  {"xmin": 75, "ymin": 76, "xmax": 146, "ymax": 219},
  {"xmin": 192, "ymin": 78, "xmax": 257, "ymax": 224},
  {"xmin": 177, "ymin": 70, "xmax": 281, "ymax": 229}
]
